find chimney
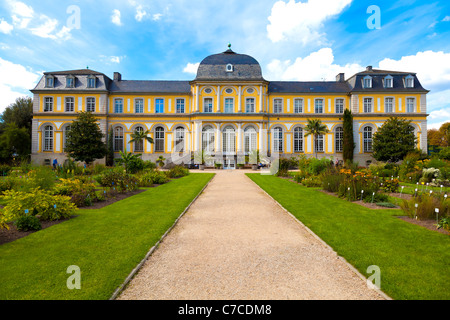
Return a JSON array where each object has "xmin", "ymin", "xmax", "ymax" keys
[
  {"xmin": 366, "ymin": 66, "xmax": 373, "ymax": 72},
  {"xmin": 336, "ymin": 73, "xmax": 345, "ymax": 82},
  {"xmin": 114, "ymin": 72, "xmax": 122, "ymax": 81}
]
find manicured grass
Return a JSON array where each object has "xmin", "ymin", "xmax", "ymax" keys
[
  {"xmin": 247, "ymin": 173, "xmax": 450, "ymax": 300},
  {"xmin": 0, "ymin": 173, "xmax": 214, "ymax": 300}
]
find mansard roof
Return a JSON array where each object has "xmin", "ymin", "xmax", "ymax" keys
[{"xmin": 109, "ymin": 80, "xmax": 191, "ymax": 93}]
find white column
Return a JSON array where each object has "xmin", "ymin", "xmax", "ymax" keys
[
  {"xmin": 259, "ymin": 86, "xmax": 263, "ymax": 113},
  {"xmin": 195, "ymin": 85, "xmax": 200, "ymax": 112},
  {"xmin": 216, "ymin": 123, "xmax": 221, "ymax": 153},
  {"xmin": 237, "ymin": 122, "xmax": 243, "ymax": 153},
  {"xmin": 259, "ymin": 123, "xmax": 264, "ymax": 152}
]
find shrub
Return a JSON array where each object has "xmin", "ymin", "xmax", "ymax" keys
[
  {"xmin": 406, "ymin": 171, "xmax": 422, "ymax": 184},
  {"xmin": 381, "ymin": 178, "xmax": 399, "ymax": 193},
  {"xmin": 95, "ymin": 168, "xmax": 139, "ymax": 192},
  {"xmin": 53, "ymin": 178, "xmax": 97, "ymax": 207},
  {"xmin": 13, "ymin": 166, "xmax": 56, "ymax": 192},
  {"xmin": 0, "ymin": 164, "xmax": 12, "ymax": 176},
  {"xmin": 437, "ymin": 217, "xmax": 449, "ymax": 232},
  {"xmin": 276, "ymin": 158, "xmax": 291, "ymax": 177},
  {"xmin": 0, "ymin": 177, "xmax": 16, "ymax": 192},
  {"xmin": 424, "ymin": 158, "xmax": 447, "ymax": 169},
  {"xmin": 301, "ymin": 176, "xmax": 322, "ymax": 188},
  {"xmin": 422, "ymin": 167, "xmax": 440, "ymax": 182},
  {"xmin": 376, "ymin": 202, "xmax": 397, "ymax": 208},
  {"xmin": 14, "ymin": 215, "xmax": 42, "ymax": 231},
  {"xmin": 308, "ymin": 158, "xmax": 331, "ymax": 175},
  {"xmin": 1, "ymin": 188, "xmax": 77, "ymax": 227},
  {"xmin": 363, "ymin": 192, "xmax": 389, "ymax": 203},
  {"xmin": 438, "ymin": 147, "xmax": 450, "ymax": 161},
  {"xmin": 146, "ymin": 171, "xmax": 169, "ymax": 185},
  {"xmin": 400, "ymin": 194, "xmax": 448, "ymax": 220},
  {"xmin": 166, "ymin": 165, "xmax": 190, "ymax": 178},
  {"xmin": 321, "ymin": 168, "xmax": 344, "ymax": 192}
]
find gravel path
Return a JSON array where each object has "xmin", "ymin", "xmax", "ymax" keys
[{"xmin": 118, "ymin": 170, "xmax": 385, "ymax": 300}]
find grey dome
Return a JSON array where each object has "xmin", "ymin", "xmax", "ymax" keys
[{"xmin": 195, "ymin": 48, "xmax": 264, "ymax": 81}]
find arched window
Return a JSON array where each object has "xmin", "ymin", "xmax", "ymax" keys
[
  {"xmin": 273, "ymin": 127, "xmax": 283, "ymax": 153},
  {"xmin": 363, "ymin": 126, "xmax": 373, "ymax": 152},
  {"xmin": 155, "ymin": 127, "xmax": 165, "ymax": 152},
  {"xmin": 134, "ymin": 126, "xmax": 144, "ymax": 152},
  {"xmin": 222, "ymin": 126, "xmax": 236, "ymax": 154},
  {"xmin": 43, "ymin": 125, "xmax": 53, "ymax": 151},
  {"xmin": 114, "ymin": 127, "xmax": 124, "ymax": 152},
  {"xmin": 175, "ymin": 127, "xmax": 185, "ymax": 152},
  {"xmin": 335, "ymin": 126, "xmax": 344, "ymax": 152},
  {"xmin": 202, "ymin": 126, "xmax": 215, "ymax": 153},
  {"xmin": 244, "ymin": 126, "xmax": 257, "ymax": 154},
  {"xmin": 64, "ymin": 125, "xmax": 71, "ymax": 150},
  {"xmin": 294, "ymin": 127, "xmax": 303, "ymax": 153}
]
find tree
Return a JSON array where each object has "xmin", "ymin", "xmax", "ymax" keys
[
  {"xmin": 128, "ymin": 128, "xmax": 154, "ymax": 151},
  {"xmin": 116, "ymin": 151, "xmax": 142, "ymax": 173},
  {"xmin": 304, "ymin": 119, "xmax": 329, "ymax": 159},
  {"xmin": 64, "ymin": 112, "xmax": 107, "ymax": 165},
  {"xmin": 0, "ymin": 97, "xmax": 33, "ymax": 133},
  {"xmin": 106, "ymin": 127, "xmax": 114, "ymax": 167},
  {"xmin": 372, "ymin": 117, "xmax": 417, "ymax": 162},
  {"xmin": 342, "ymin": 109, "xmax": 355, "ymax": 163},
  {"xmin": 438, "ymin": 122, "xmax": 450, "ymax": 147},
  {"xmin": 0, "ymin": 123, "xmax": 31, "ymax": 163}
]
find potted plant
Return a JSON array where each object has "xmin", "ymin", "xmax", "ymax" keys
[
  {"xmin": 157, "ymin": 155, "xmax": 166, "ymax": 169},
  {"xmin": 237, "ymin": 163, "xmax": 244, "ymax": 169},
  {"xmin": 214, "ymin": 162, "xmax": 223, "ymax": 170}
]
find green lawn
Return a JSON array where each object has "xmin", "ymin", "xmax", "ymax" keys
[
  {"xmin": 0, "ymin": 173, "xmax": 214, "ymax": 300},
  {"xmin": 247, "ymin": 173, "xmax": 450, "ymax": 300},
  {"xmin": 399, "ymin": 182, "xmax": 450, "ymax": 196}
]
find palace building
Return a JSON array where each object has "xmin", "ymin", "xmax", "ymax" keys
[{"xmin": 30, "ymin": 46, "xmax": 429, "ymax": 168}]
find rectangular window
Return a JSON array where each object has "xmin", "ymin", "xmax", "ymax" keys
[
  {"xmin": 44, "ymin": 97, "xmax": 53, "ymax": 112},
  {"xmin": 335, "ymin": 99, "xmax": 344, "ymax": 113},
  {"xmin": 176, "ymin": 99, "xmax": 185, "ymax": 113},
  {"xmin": 66, "ymin": 77, "xmax": 74, "ymax": 88},
  {"xmin": 87, "ymin": 77, "xmax": 96, "ymax": 88},
  {"xmin": 135, "ymin": 99, "xmax": 144, "ymax": 113},
  {"xmin": 204, "ymin": 98, "xmax": 213, "ymax": 113},
  {"xmin": 155, "ymin": 99, "xmax": 164, "ymax": 113},
  {"xmin": 86, "ymin": 97, "xmax": 96, "ymax": 112},
  {"xmin": 385, "ymin": 98, "xmax": 394, "ymax": 113},
  {"xmin": 273, "ymin": 99, "xmax": 283, "ymax": 113},
  {"xmin": 65, "ymin": 97, "xmax": 75, "ymax": 112},
  {"xmin": 45, "ymin": 77, "xmax": 54, "ymax": 88},
  {"xmin": 246, "ymin": 98, "xmax": 255, "ymax": 113},
  {"xmin": 114, "ymin": 99, "xmax": 123, "ymax": 113},
  {"xmin": 315, "ymin": 135, "xmax": 324, "ymax": 152},
  {"xmin": 363, "ymin": 98, "xmax": 373, "ymax": 113},
  {"xmin": 384, "ymin": 78, "xmax": 392, "ymax": 88},
  {"xmin": 224, "ymin": 98, "xmax": 234, "ymax": 113},
  {"xmin": 363, "ymin": 78, "xmax": 372, "ymax": 89},
  {"xmin": 407, "ymin": 98, "xmax": 415, "ymax": 113},
  {"xmin": 405, "ymin": 77, "xmax": 414, "ymax": 88},
  {"xmin": 294, "ymin": 99, "xmax": 303, "ymax": 113},
  {"xmin": 315, "ymin": 99, "xmax": 324, "ymax": 114}
]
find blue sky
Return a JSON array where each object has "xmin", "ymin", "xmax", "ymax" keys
[{"xmin": 0, "ymin": 0, "xmax": 449, "ymax": 129}]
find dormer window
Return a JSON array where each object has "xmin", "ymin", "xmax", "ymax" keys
[
  {"xmin": 384, "ymin": 75, "xmax": 393, "ymax": 88},
  {"xmin": 405, "ymin": 75, "xmax": 414, "ymax": 88},
  {"xmin": 87, "ymin": 75, "xmax": 96, "ymax": 88},
  {"xmin": 226, "ymin": 64, "xmax": 233, "ymax": 72},
  {"xmin": 66, "ymin": 75, "xmax": 75, "ymax": 88},
  {"xmin": 363, "ymin": 76, "xmax": 372, "ymax": 89},
  {"xmin": 45, "ymin": 76, "xmax": 54, "ymax": 88}
]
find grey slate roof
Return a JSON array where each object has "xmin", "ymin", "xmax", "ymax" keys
[
  {"xmin": 32, "ymin": 69, "xmax": 111, "ymax": 92},
  {"xmin": 109, "ymin": 80, "xmax": 191, "ymax": 93},
  {"xmin": 195, "ymin": 49, "xmax": 265, "ymax": 81},
  {"xmin": 268, "ymin": 81, "xmax": 351, "ymax": 94}
]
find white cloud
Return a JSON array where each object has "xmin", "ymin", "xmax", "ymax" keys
[
  {"xmin": 135, "ymin": 5, "xmax": 148, "ymax": 22},
  {"xmin": 378, "ymin": 50, "xmax": 450, "ymax": 91},
  {"xmin": 0, "ymin": 19, "xmax": 14, "ymax": 34},
  {"xmin": 7, "ymin": 0, "xmax": 34, "ymax": 29},
  {"xmin": 110, "ymin": 56, "xmax": 123, "ymax": 64},
  {"xmin": 442, "ymin": 16, "xmax": 450, "ymax": 22},
  {"xmin": 266, "ymin": 47, "xmax": 363, "ymax": 81},
  {"xmin": 183, "ymin": 62, "xmax": 200, "ymax": 75},
  {"xmin": 0, "ymin": 57, "xmax": 41, "ymax": 112},
  {"xmin": 267, "ymin": 0, "xmax": 352, "ymax": 44},
  {"xmin": 111, "ymin": 9, "xmax": 123, "ymax": 26},
  {"xmin": 29, "ymin": 15, "xmax": 72, "ymax": 40}
]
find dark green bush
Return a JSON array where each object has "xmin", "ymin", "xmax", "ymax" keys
[
  {"xmin": 14, "ymin": 215, "xmax": 42, "ymax": 231},
  {"xmin": 166, "ymin": 166, "xmax": 189, "ymax": 178}
]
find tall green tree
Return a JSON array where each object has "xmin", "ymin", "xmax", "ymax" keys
[
  {"xmin": 0, "ymin": 97, "xmax": 33, "ymax": 133},
  {"xmin": 0, "ymin": 123, "xmax": 31, "ymax": 163},
  {"xmin": 64, "ymin": 112, "xmax": 107, "ymax": 165},
  {"xmin": 304, "ymin": 119, "xmax": 329, "ymax": 159},
  {"xmin": 372, "ymin": 117, "xmax": 417, "ymax": 162},
  {"xmin": 343, "ymin": 109, "xmax": 355, "ymax": 162},
  {"xmin": 106, "ymin": 126, "xmax": 114, "ymax": 167}
]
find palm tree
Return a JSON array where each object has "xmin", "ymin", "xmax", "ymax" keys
[
  {"xmin": 129, "ymin": 129, "xmax": 154, "ymax": 152},
  {"xmin": 116, "ymin": 150, "xmax": 141, "ymax": 173},
  {"xmin": 304, "ymin": 119, "xmax": 329, "ymax": 159}
]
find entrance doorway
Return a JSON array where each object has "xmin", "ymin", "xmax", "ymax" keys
[{"xmin": 223, "ymin": 157, "xmax": 235, "ymax": 169}]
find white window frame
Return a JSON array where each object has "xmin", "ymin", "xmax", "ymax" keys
[
  {"xmin": 86, "ymin": 97, "xmax": 96, "ymax": 112},
  {"xmin": 335, "ymin": 126, "xmax": 344, "ymax": 152},
  {"xmin": 155, "ymin": 98, "xmax": 164, "ymax": 114},
  {"xmin": 176, "ymin": 98, "xmax": 185, "ymax": 114},
  {"xmin": 363, "ymin": 97, "xmax": 373, "ymax": 113},
  {"xmin": 245, "ymin": 98, "xmax": 255, "ymax": 113},
  {"xmin": 135, "ymin": 98, "xmax": 144, "ymax": 114},
  {"xmin": 114, "ymin": 98, "xmax": 124, "ymax": 114},
  {"xmin": 294, "ymin": 98, "xmax": 303, "ymax": 114},
  {"xmin": 65, "ymin": 97, "xmax": 75, "ymax": 112},
  {"xmin": 154, "ymin": 127, "xmax": 165, "ymax": 152},
  {"xmin": 363, "ymin": 76, "xmax": 372, "ymax": 89},
  {"xmin": 294, "ymin": 127, "xmax": 304, "ymax": 153},
  {"xmin": 363, "ymin": 126, "xmax": 373, "ymax": 153},
  {"xmin": 202, "ymin": 126, "xmax": 215, "ymax": 153},
  {"xmin": 405, "ymin": 75, "xmax": 414, "ymax": 88},
  {"xmin": 244, "ymin": 126, "xmax": 257, "ymax": 154},
  {"xmin": 222, "ymin": 126, "xmax": 236, "ymax": 154},
  {"xmin": 314, "ymin": 98, "xmax": 324, "ymax": 114},
  {"xmin": 226, "ymin": 64, "xmax": 233, "ymax": 72},
  {"xmin": 43, "ymin": 125, "xmax": 54, "ymax": 151},
  {"xmin": 406, "ymin": 97, "xmax": 415, "ymax": 113},
  {"xmin": 272, "ymin": 127, "xmax": 283, "ymax": 153},
  {"xmin": 385, "ymin": 97, "xmax": 394, "ymax": 113},
  {"xmin": 203, "ymin": 97, "xmax": 213, "ymax": 113},
  {"xmin": 87, "ymin": 76, "xmax": 96, "ymax": 88},
  {"xmin": 66, "ymin": 76, "xmax": 75, "ymax": 88},
  {"xmin": 44, "ymin": 96, "xmax": 53, "ymax": 112},
  {"xmin": 273, "ymin": 98, "xmax": 283, "ymax": 114},
  {"xmin": 384, "ymin": 75, "xmax": 393, "ymax": 88},
  {"xmin": 45, "ymin": 76, "xmax": 54, "ymax": 88},
  {"xmin": 315, "ymin": 134, "xmax": 324, "ymax": 153},
  {"xmin": 175, "ymin": 127, "xmax": 185, "ymax": 152},
  {"xmin": 114, "ymin": 127, "xmax": 124, "ymax": 152},
  {"xmin": 335, "ymin": 98, "xmax": 344, "ymax": 114},
  {"xmin": 224, "ymin": 98, "xmax": 234, "ymax": 113}
]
